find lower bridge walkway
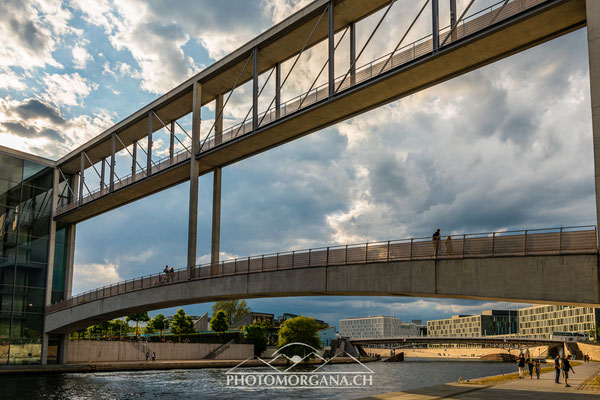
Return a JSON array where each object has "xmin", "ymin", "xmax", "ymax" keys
[{"xmin": 45, "ymin": 226, "xmax": 599, "ymax": 333}]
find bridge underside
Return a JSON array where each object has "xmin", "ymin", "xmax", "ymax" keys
[{"xmin": 45, "ymin": 253, "xmax": 600, "ymax": 334}]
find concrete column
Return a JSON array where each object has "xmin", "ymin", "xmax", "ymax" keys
[
  {"xmin": 328, "ymin": 0, "xmax": 335, "ymax": 96},
  {"xmin": 110, "ymin": 133, "xmax": 115, "ymax": 192},
  {"xmin": 64, "ymin": 223, "xmax": 76, "ymax": 299},
  {"xmin": 78, "ymin": 153, "xmax": 84, "ymax": 204},
  {"xmin": 41, "ymin": 168, "xmax": 59, "ymax": 365},
  {"xmin": 187, "ymin": 81, "xmax": 202, "ymax": 279},
  {"xmin": 275, "ymin": 63, "xmax": 281, "ymax": 118},
  {"xmin": 252, "ymin": 48, "xmax": 259, "ymax": 130},
  {"xmin": 432, "ymin": 0, "xmax": 439, "ymax": 51},
  {"xmin": 215, "ymin": 94, "xmax": 223, "ymax": 146},
  {"xmin": 147, "ymin": 113, "xmax": 153, "ymax": 175},
  {"xmin": 58, "ymin": 335, "xmax": 69, "ymax": 364},
  {"xmin": 170, "ymin": 121, "xmax": 175, "ymax": 159},
  {"xmin": 588, "ymin": 0, "xmax": 600, "ymax": 230},
  {"xmin": 350, "ymin": 21, "xmax": 356, "ymax": 86},
  {"xmin": 211, "ymin": 167, "xmax": 222, "ymax": 275}
]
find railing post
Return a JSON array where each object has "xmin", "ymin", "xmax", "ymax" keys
[
  {"xmin": 292, "ymin": 251, "xmax": 295, "ymax": 268},
  {"xmin": 524, "ymin": 230, "xmax": 528, "ymax": 255},
  {"xmin": 409, "ymin": 239, "xmax": 413, "ymax": 260},
  {"xmin": 365, "ymin": 243, "xmax": 369, "ymax": 263},
  {"xmin": 326, "ymin": 247, "xmax": 330, "ymax": 266},
  {"xmin": 308, "ymin": 249, "xmax": 312, "ymax": 267},
  {"xmin": 492, "ymin": 232, "xmax": 496, "ymax": 256},
  {"xmin": 387, "ymin": 240, "xmax": 390, "ymax": 262},
  {"xmin": 559, "ymin": 228, "xmax": 563, "ymax": 255},
  {"xmin": 345, "ymin": 245, "xmax": 348, "ymax": 265},
  {"xmin": 276, "ymin": 253, "xmax": 280, "ymax": 269},
  {"xmin": 462, "ymin": 234, "xmax": 466, "ymax": 258}
]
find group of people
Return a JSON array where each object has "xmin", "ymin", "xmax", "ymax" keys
[
  {"xmin": 516, "ymin": 352, "xmax": 542, "ymax": 380},
  {"xmin": 145, "ymin": 351, "xmax": 156, "ymax": 362},
  {"xmin": 162, "ymin": 265, "xmax": 175, "ymax": 283},
  {"xmin": 432, "ymin": 229, "xmax": 453, "ymax": 256},
  {"xmin": 516, "ymin": 352, "xmax": 577, "ymax": 387}
]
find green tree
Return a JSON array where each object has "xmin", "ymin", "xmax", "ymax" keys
[
  {"xmin": 212, "ymin": 300, "xmax": 251, "ymax": 325},
  {"xmin": 171, "ymin": 308, "xmax": 195, "ymax": 334},
  {"xmin": 277, "ymin": 316, "xmax": 321, "ymax": 358},
  {"xmin": 210, "ymin": 310, "xmax": 229, "ymax": 332},
  {"xmin": 149, "ymin": 313, "xmax": 170, "ymax": 337},
  {"xmin": 111, "ymin": 319, "xmax": 133, "ymax": 339},
  {"xmin": 126, "ymin": 312, "xmax": 150, "ymax": 337},
  {"xmin": 244, "ymin": 323, "xmax": 269, "ymax": 356}
]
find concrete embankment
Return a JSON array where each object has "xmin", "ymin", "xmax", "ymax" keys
[{"xmin": 0, "ymin": 356, "xmax": 376, "ymax": 375}]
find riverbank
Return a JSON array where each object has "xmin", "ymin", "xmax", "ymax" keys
[{"xmin": 0, "ymin": 356, "xmax": 378, "ymax": 375}]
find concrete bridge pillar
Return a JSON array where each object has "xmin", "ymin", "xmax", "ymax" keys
[
  {"xmin": 187, "ymin": 81, "xmax": 202, "ymax": 279},
  {"xmin": 588, "ymin": 0, "xmax": 600, "ymax": 230}
]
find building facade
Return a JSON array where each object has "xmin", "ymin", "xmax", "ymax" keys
[
  {"xmin": 427, "ymin": 310, "xmax": 518, "ymax": 337},
  {"xmin": 518, "ymin": 305, "xmax": 600, "ymax": 338},
  {"xmin": 231, "ymin": 312, "xmax": 274, "ymax": 329},
  {"xmin": 339, "ymin": 316, "xmax": 420, "ymax": 339},
  {"xmin": 0, "ymin": 146, "xmax": 75, "ymax": 364},
  {"xmin": 318, "ymin": 326, "xmax": 336, "ymax": 347}
]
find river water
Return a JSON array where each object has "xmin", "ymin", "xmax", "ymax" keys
[{"xmin": 3, "ymin": 359, "xmax": 518, "ymax": 399}]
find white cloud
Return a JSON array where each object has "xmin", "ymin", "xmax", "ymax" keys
[
  {"xmin": 196, "ymin": 251, "xmax": 241, "ymax": 266},
  {"xmin": 40, "ymin": 72, "xmax": 98, "ymax": 107},
  {"xmin": 72, "ymin": 260, "xmax": 123, "ymax": 293},
  {"xmin": 72, "ymin": 44, "xmax": 93, "ymax": 69}
]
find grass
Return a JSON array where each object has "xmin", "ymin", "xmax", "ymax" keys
[{"xmin": 464, "ymin": 362, "xmax": 582, "ymax": 386}]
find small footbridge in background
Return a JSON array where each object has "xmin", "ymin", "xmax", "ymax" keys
[{"xmin": 45, "ymin": 226, "xmax": 599, "ymax": 333}]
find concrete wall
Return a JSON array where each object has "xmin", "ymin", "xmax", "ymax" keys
[
  {"xmin": 47, "ymin": 254, "xmax": 600, "ymax": 334},
  {"xmin": 566, "ymin": 342, "xmax": 600, "ymax": 361},
  {"xmin": 67, "ymin": 340, "xmax": 253, "ymax": 363}
]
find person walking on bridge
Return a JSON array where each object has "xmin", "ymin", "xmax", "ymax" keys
[{"xmin": 432, "ymin": 229, "xmax": 441, "ymax": 256}]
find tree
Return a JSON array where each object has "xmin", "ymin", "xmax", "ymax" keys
[
  {"xmin": 244, "ymin": 323, "xmax": 269, "ymax": 356},
  {"xmin": 212, "ymin": 300, "xmax": 251, "ymax": 325},
  {"xmin": 126, "ymin": 312, "xmax": 150, "ymax": 337},
  {"xmin": 171, "ymin": 308, "xmax": 195, "ymax": 334},
  {"xmin": 111, "ymin": 318, "xmax": 133, "ymax": 339},
  {"xmin": 149, "ymin": 313, "xmax": 170, "ymax": 337},
  {"xmin": 277, "ymin": 316, "xmax": 321, "ymax": 358},
  {"xmin": 210, "ymin": 310, "xmax": 229, "ymax": 332}
]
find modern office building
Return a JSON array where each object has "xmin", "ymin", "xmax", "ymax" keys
[
  {"xmin": 276, "ymin": 313, "xmax": 326, "ymax": 326},
  {"xmin": 518, "ymin": 305, "xmax": 600, "ymax": 338},
  {"xmin": 427, "ymin": 310, "xmax": 519, "ymax": 337},
  {"xmin": 231, "ymin": 312, "xmax": 274, "ymax": 329},
  {"xmin": 0, "ymin": 146, "xmax": 76, "ymax": 364},
  {"xmin": 339, "ymin": 316, "xmax": 420, "ymax": 339},
  {"xmin": 318, "ymin": 326, "xmax": 336, "ymax": 347}
]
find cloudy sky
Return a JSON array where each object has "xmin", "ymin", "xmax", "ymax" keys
[{"xmin": 0, "ymin": 0, "xmax": 594, "ymax": 328}]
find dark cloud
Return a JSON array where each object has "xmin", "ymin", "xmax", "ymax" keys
[
  {"xmin": 2, "ymin": 121, "xmax": 64, "ymax": 141},
  {"xmin": 14, "ymin": 99, "xmax": 66, "ymax": 125},
  {"xmin": 8, "ymin": 17, "xmax": 48, "ymax": 51}
]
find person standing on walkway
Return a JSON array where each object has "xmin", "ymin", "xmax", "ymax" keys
[
  {"xmin": 162, "ymin": 265, "xmax": 169, "ymax": 283},
  {"xmin": 432, "ymin": 229, "xmax": 441, "ymax": 256},
  {"xmin": 517, "ymin": 353, "xmax": 526, "ymax": 379},
  {"xmin": 527, "ymin": 354, "xmax": 534, "ymax": 379},
  {"xmin": 561, "ymin": 355, "xmax": 575, "ymax": 387},
  {"xmin": 152, "ymin": 351, "xmax": 156, "ymax": 362},
  {"xmin": 145, "ymin": 351, "xmax": 149, "ymax": 361},
  {"xmin": 445, "ymin": 236, "xmax": 453, "ymax": 256},
  {"xmin": 554, "ymin": 354, "xmax": 561, "ymax": 384},
  {"xmin": 534, "ymin": 359, "xmax": 541, "ymax": 379}
]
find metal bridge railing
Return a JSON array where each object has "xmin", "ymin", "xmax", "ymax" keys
[
  {"xmin": 45, "ymin": 225, "xmax": 598, "ymax": 315},
  {"xmin": 57, "ymin": 0, "xmax": 547, "ymax": 214}
]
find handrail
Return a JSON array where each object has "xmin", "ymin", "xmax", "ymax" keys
[
  {"xmin": 46, "ymin": 225, "xmax": 598, "ymax": 314},
  {"xmin": 57, "ymin": 0, "xmax": 548, "ymax": 213}
]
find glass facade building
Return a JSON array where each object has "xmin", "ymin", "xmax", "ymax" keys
[
  {"xmin": 0, "ymin": 147, "xmax": 72, "ymax": 364},
  {"xmin": 427, "ymin": 310, "xmax": 519, "ymax": 337}
]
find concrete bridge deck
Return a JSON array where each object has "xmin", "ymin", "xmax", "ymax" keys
[{"xmin": 44, "ymin": 227, "xmax": 599, "ymax": 334}]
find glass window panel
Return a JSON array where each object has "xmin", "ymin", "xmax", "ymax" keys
[
  {"xmin": 23, "ymin": 160, "xmax": 48, "ymax": 182},
  {"xmin": 52, "ymin": 266, "xmax": 65, "ymax": 292},
  {"xmin": 0, "ymin": 184, "xmax": 22, "ymax": 208},
  {"xmin": 0, "ymin": 284, "xmax": 11, "ymax": 313},
  {"xmin": 0, "ymin": 233, "xmax": 18, "ymax": 260},
  {"xmin": 0, "ymin": 260, "xmax": 15, "ymax": 285},
  {"xmin": 0, "ymin": 207, "xmax": 17, "ymax": 237},
  {"xmin": 9, "ymin": 313, "xmax": 42, "ymax": 339},
  {"xmin": 20, "ymin": 185, "xmax": 52, "ymax": 216},
  {"xmin": 53, "ymin": 242, "xmax": 66, "ymax": 268},
  {"xmin": 0, "ymin": 153, "xmax": 23, "ymax": 183},
  {"xmin": 55, "ymin": 224, "xmax": 67, "ymax": 244},
  {"xmin": 15, "ymin": 262, "xmax": 46, "ymax": 289},
  {"xmin": 12, "ymin": 286, "xmax": 44, "ymax": 314},
  {"xmin": 17, "ymin": 236, "xmax": 49, "ymax": 264},
  {"xmin": 17, "ymin": 213, "xmax": 50, "ymax": 238}
]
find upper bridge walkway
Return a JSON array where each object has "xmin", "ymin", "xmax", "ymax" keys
[
  {"xmin": 54, "ymin": 0, "xmax": 587, "ymax": 223},
  {"xmin": 44, "ymin": 226, "xmax": 600, "ymax": 333}
]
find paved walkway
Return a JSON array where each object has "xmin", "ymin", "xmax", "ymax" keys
[{"xmin": 362, "ymin": 362, "xmax": 600, "ymax": 399}]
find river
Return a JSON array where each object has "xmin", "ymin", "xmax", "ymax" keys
[{"xmin": 3, "ymin": 359, "xmax": 518, "ymax": 399}]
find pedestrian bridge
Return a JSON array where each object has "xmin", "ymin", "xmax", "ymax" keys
[
  {"xmin": 44, "ymin": 226, "xmax": 599, "ymax": 333},
  {"xmin": 350, "ymin": 336, "xmax": 566, "ymax": 347}
]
